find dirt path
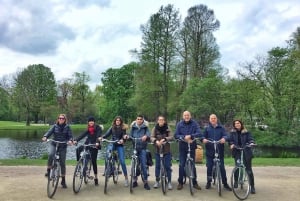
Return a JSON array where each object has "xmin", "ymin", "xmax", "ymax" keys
[{"xmin": 0, "ymin": 165, "xmax": 299, "ymax": 201}]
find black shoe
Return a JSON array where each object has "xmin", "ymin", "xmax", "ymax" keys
[
  {"xmin": 223, "ymin": 183, "xmax": 232, "ymax": 191},
  {"xmin": 193, "ymin": 183, "xmax": 201, "ymax": 190},
  {"xmin": 94, "ymin": 178, "xmax": 99, "ymax": 186},
  {"xmin": 205, "ymin": 182, "xmax": 211, "ymax": 189},
  {"xmin": 133, "ymin": 181, "xmax": 138, "ymax": 188},
  {"xmin": 61, "ymin": 181, "xmax": 67, "ymax": 188},
  {"xmin": 144, "ymin": 183, "xmax": 150, "ymax": 190},
  {"xmin": 234, "ymin": 181, "xmax": 238, "ymax": 188},
  {"xmin": 251, "ymin": 186, "xmax": 256, "ymax": 194}
]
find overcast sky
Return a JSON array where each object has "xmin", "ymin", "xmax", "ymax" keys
[{"xmin": 0, "ymin": 0, "xmax": 299, "ymax": 89}]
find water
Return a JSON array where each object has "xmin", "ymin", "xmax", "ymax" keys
[{"xmin": 0, "ymin": 130, "xmax": 299, "ymax": 159}]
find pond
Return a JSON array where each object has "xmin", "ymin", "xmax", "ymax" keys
[{"xmin": 0, "ymin": 130, "xmax": 299, "ymax": 159}]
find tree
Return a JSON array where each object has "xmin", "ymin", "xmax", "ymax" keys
[{"xmin": 13, "ymin": 64, "xmax": 57, "ymax": 125}]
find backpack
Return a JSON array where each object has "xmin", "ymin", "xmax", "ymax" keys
[{"xmin": 146, "ymin": 149, "xmax": 153, "ymax": 166}]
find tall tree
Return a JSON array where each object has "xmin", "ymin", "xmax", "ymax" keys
[{"xmin": 13, "ymin": 64, "xmax": 56, "ymax": 125}]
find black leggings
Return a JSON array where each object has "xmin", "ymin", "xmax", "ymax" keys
[{"xmin": 76, "ymin": 146, "xmax": 99, "ymax": 175}]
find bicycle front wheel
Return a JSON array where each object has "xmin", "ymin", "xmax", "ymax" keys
[
  {"xmin": 113, "ymin": 160, "xmax": 119, "ymax": 184},
  {"xmin": 84, "ymin": 159, "xmax": 92, "ymax": 184},
  {"xmin": 231, "ymin": 166, "xmax": 250, "ymax": 200},
  {"xmin": 104, "ymin": 160, "xmax": 111, "ymax": 194},
  {"xmin": 129, "ymin": 159, "xmax": 136, "ymax": 193},
  {"xmin": 47, "ymin": 164, "xmax": 60, "ymax": 198},
  {"xmin": 160, "ymin": 159, "xmax": 167, "ymax": 194},
  {"xmin": 186, "ymin": 160, "xmax": 194, "ymax": 196},
  {"xmin": 216, "ymin": 163, "xmax": 222, "ymax": 196},
  {"xmin": 73, "ymin": 160, "xmax": 84, "ymax": 193}
]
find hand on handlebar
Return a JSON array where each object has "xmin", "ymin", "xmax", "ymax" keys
[
  {"xmin": 42, "ymin": 137, "xmax": 47, "ymax": 142},
  {"xmin": 141, "ymin": 135, "xmax": 148, "ymax": 142}
]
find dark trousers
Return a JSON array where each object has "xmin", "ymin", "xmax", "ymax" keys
[
  {"xmin": 154, "ymin": 152, "xmax": 172, "ymax": 182},
  {"xmin": 206, "ymin": 156, "xmax": 228, "ymax": 184},
  {"xmin": 234, "ymin": 155, "xmax": 255, "ymax": 187},
  {"xmin": 178, "ymin": 148, "xmax": 197, "ymax": 185},
  {"xmin": 48, "ymin": 144, "xmax": 67, "ymax": 175},
  {"xmin": 76, "ymin": 145, "xmax": 98, "ymax": 175}
]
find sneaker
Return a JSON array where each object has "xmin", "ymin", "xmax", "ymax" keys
[
  {"xmin": 144, "ymin": 183, "xmax": 151, "ymax": 190},
  {"xmin": 251, "ymin": 186, "xmax": 256, "ymax": 194},
  {"xmin": 223, "ymin": 183, "xmax": 232, "ymax": 191},
  {"xmin": 193, "ymin": 183, "xmax": 201, "ymax": 190},
  {"xmin": 206, "ymin": 182, "xmax": 211, "ymax": 189},
  {"xmin": 94, "ymin": 178, "xmax": 99, "ymax": 186},
  {"xmin": 124, "ymin": 179, "xmax": 129, "ymax": 187},
  {"xmin": 153, "ymin": 181, "xmax": 159, "ymax": 188},
  {"xmin": 168, "ymin": 182, "xmax": 173, "ymax": 190},
  {"xmin": 177, "ymin": 183, "xmax": 183, "ymax": 190},
  {"xmin": 132, "ymin": 181, "xmax": 138, "ymax": 188}
]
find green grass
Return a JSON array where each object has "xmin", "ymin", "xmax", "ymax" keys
[
  {"xmin": 1, "ymin": 157, "xmax": 299, "ymax": 166},
  {"xmin": 0, "ymin": 121, "xmax": 87, "ymax": 130}
]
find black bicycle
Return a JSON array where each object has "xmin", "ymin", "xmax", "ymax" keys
[
  {"xmin": 101, "ymin": 138, "xmax": 121, "ymax": 194},
  {"xmin": 72, "ymin": 143, "xmax": 96, "ymax": 194},
  {"xmin": 230, "ymin": 144, "xmax": 256, "ymax": 200},
  {"xmin": 207, "ymin": 139, "xmax": 222, "ymax": 196},
  {"xmin": 177, "ymin": 138, "xmax": 197, "ymax": 196},
  {"xmin": 45, "ymin": 139, "xmax": 67, "ymax": 198},
  {"xmin": 128, "ymin": 136, "xmax": 149, "ymax": 193}
]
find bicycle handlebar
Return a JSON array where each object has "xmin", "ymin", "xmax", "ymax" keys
[
  {"xmin": 45, "ymin": 139, "xmax": 68, "ymax": 144},
  {"xmin": 233, "ymin": 144, "xmax": 257, "ymax": 150},
  {"xmin": 206, "ymin": 139, "xmax": 221, "ymax": 144},
  {"xmin": 176, "ymin": 138, "xmax": 197, "ymax": 143},
  {"xmin": 101, "ymin": 138, "xmax": 120, "ymax": 144}
]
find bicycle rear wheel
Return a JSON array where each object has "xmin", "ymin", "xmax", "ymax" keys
[
  {"xmin": 73, "ymin": 159, "xmax": 84, "ymax": 193},
  {"xmin": 47, "ymin": 164, "xmax": 60, "ymax": 198},
  {"xmin": 160, "ymin": 159, "xmax": 167, "ymax": 194},
  {"xmin": 104, "ymin": 160, "xmax": 111, "ymax": 194},
  {"xmin": 186, "ymin": 160, "xmax": 194, "ymax": 196},
  {"xmin": 231, "ymin": 166, "xmax": 250, "ymax": 200},
  {"xmin": 216, "ymin": 163, "xmax": 222, "ymax": 196},
  {"xmin": 129, "ymin": 159, "xmax": 136, "ymax": 193}
]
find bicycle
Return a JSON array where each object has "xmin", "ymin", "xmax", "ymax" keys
[
  {"xmin": 176, "ymin": 138, "xmax": 197, "ymax": 196},
  {"xmin": 128, "ymin": 136, "xmax": 149, "ymax": 193},
  {"xmin": 206, "ymin": 139, "xmax": 222, "ymax": 196},
  {"xmin": 156, "ymin": 140, "xmax": 173, "ymax": 195},
  {"xmin": 101, "ymin": 138, "xmax": 121, "ymax": 194},
  {"xmin": 230, "ymin": 144, "xmax": 256, "ymax": 200},
  {"xmin": 44, "ymin": 139, "xmax": 67, "ymax": 198},
  {"xmin": 72, "ymin": 143, "xmax": 97, "ymax": 194}
]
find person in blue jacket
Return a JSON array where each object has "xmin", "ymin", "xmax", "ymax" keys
[
  {"xmin": 202, "ymin": 114, "xmax": 232, "ymax": 191},
  {"xmin": 175, "ymin": 111, "xmax": 202, "ymax": 190}
]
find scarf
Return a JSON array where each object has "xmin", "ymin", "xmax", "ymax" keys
[
  {"xmin": 88, "ymin": 125, "xmax": 95, "ymax": 135},
  {"xmin": 155, "ymin": 123, "xmax": 168, "ymax": 134}
]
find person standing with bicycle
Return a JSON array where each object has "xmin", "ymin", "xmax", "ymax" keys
[
  {"xmin": 128, "ymin": 114, "xmax": 151, "ymax": 190},
  {"xmin": 42, "ymin": 114, "xmax": 73, "ymax": 188},
  {"xmin": 228, "ymin": 119, "xmax": 256, "ymax": 194},
  {"xmin": 202, "ymin": 114, "xmax": 232, "ymax": 191},
  {"xmin": 99, "ymin": 116, "xmax": 129, "ymax": 187},
  {"xmin": 151, "ymin": 115, "xmax": 174, "ymax": 190},
  {"xmin": 175, "ymin": 111, "xmax": 202, "ymax": 191},
  {"xmin": 73, "ymin": 116, "xmax": 102, "ymax": 186}
]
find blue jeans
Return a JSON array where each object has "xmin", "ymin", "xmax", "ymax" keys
[
  {"xmin": 106, "ymin": 144, "xmax": 127, "ymax": 176},
  {"xmin": 155, "ymin": 152, "xmax": 172, "ymax": 182},
  {"xmin": 206, "ymin": 156, "xmax": 228, "ymax": 184},
  {"xmin": 47, "ymin": 144, "xmax": 67, "ymax": 175},
  {"xmin": 178, "ymin": 148, "xmax": 197, "ymax": 185},
  {"xmin": 136, "ymin": 149, "xmax": 148, "ymax": 182}
]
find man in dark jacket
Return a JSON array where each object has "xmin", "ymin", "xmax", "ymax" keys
[
  {"xmin": 175, "ymin": 111, "xmax": 202, "ymax": 190},
  {"xmin": 202, "ymin": 114, "xmax": 232, "ymax": 191}
]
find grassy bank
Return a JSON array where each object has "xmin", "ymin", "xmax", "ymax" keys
[{"xmin": 1, "ymin": 157, "xmax": 299, "ymax": 166}]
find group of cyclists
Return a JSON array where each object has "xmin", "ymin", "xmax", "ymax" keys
[{"xmin": 42, "ymin": 111, "xmax": 256, "ymax": 195}]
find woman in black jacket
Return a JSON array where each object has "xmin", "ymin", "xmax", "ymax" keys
[
  {"xmin": 228, "ymin": 119, "xmax": 256, "ymax": 194},
  {"xmin": 73, "ymin": 116, "xmax": 102, "ymax": 186}
]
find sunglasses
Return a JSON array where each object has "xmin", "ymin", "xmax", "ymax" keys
[{"xmin": 58, "ymin": 117, "xmax": 65, "ymax": 120}]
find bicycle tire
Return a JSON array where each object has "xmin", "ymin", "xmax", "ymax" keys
[
  {"xmin": 231, "ymin": 166, "xmax": 250, "ymax": 200},
  {"xmin": 113, "ymin": 159, "xmax": 119, "ymax": 184},
  {"xmin": 212, "ymin": 165, "xmax": 216, "ymax": 185},
  {"xmin": 73, "ymin": 159, "xmax": 84, "ymax": 193},
  {"xmin": 160, "ymin": 159, "xmax": 167, "ymax": 194},
  {"xmin": 84, "ymin": 159, "xmax": 92, "ymax": 184},
  {"xmin": 216, "ymin": 163, "xmax": 222, "ymax": 196},
  {"xmin": 104, "ymin": 159, "xmax": 111, "ymax": 194},
  {"xmin": 130, "ymin": 159, "xmax": 136, "ymax": 193},
  {"xmin": 47, "ymin": 163, "xmax": 60, "ymax": 198},
  {"xmin": 186, "ymin": 160, "xmax": 194, "ymax": 196}
]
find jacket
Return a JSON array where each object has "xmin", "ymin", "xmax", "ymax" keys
[
  {"xmin": 130, "ymin": 121, "xmax": 150, "ymax": 151},
  {"xmin": 174, "ymin": 119, "xmax": 201, "ymax": 150},
  {"xmin": 151, "ymin": 124, "xmax": 173, "ymax": 154},
  {"xmin": 202, "ymin": 123, "xmax": 227, "ymax": 158},
  {"xmin": 102, "ymin": 125, "xmax": 127, "ymax": 147},
  {"xmin": 228, "ymin": 129, "xmax": 255, "ymax": 161},
  {"xmin": 43, "ymin": 123, "xmax": 73, "ymax": 148},
  {"xmin": 74, "ymin": 124, "xmax": 102, "ymax": 145}
]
